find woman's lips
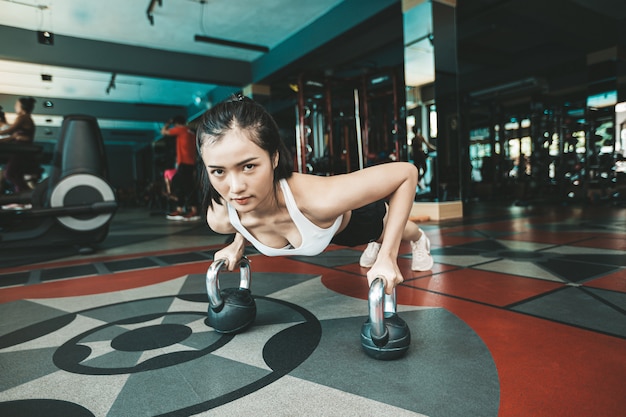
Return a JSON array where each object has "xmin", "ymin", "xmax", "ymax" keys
[{"xmin": 233, "ymin": 197, "xmax": 250, "ymax": 205}]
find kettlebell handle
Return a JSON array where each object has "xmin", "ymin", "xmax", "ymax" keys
[
  {"xmin": 368, "ymin": 277, "xmax": 397, "ymax": 347},
  {"xmin": 206, "ymin": 257, "xmax": 251, "ymax": 309}
]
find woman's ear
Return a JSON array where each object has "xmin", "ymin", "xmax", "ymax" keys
[{"xmin": 272, "ymin": 152, "xmax": 279, "ymax": 169}]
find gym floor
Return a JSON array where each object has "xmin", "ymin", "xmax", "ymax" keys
[{"xmin": 0, "ymin": 201, "xmax": 625, "ymax": 417}]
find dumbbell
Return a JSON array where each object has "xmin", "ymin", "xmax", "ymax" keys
[
  {"xmin": 205, "ymin": 257, "xmax": 256, "ymax": 334},
  {"xmin": 360, "ymin": 277, "xmax": 411, "ymax": 360}
]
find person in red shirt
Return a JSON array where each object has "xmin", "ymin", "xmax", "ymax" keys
[{"xmin": 161, "ymin": 115, "xmax": 200, "ymax": 221}]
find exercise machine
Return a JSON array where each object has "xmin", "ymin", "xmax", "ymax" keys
[{"xmin": 0, "ymin": 114, "xmax": 117, "ymax": 253}]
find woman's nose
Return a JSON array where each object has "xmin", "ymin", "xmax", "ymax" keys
[{"xmin": 228, "ymin": 173, "xmax": 245, "ymax": 193}]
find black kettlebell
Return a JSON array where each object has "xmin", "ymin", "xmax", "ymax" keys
[
  {"xmin": 205, "ymin": 257, "xmax": 256, "ymax": 334},
  {"xmin": 360, "ymin": 277, "xmax": 411, "ymax": 360}
]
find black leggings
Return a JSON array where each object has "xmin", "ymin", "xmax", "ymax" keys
[
  {"xmin": 171, "ymin": 163, "xmax": 198, "ymax": 208},
  {"xmin": 331, "ymin": 200, "xmax": 387, "ymax": 247}
]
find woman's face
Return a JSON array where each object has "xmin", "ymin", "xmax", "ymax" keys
[
  {"xmin": 14, "ymin": 100, "xmax": 22, "ymax": 114},
  {"xmin": 201, "ymin": 128, "xmax": 278, "ymax": 213}
]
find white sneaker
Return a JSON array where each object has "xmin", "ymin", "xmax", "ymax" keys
[
  {"xmin": 183, "ymin": 213, "xmax": 201, "ymax": 222},
  {"xmin": 411, "ymin": 234, "xmax": 434, "ymax": 271},
  {"xmin": 166, "ymin": 210, "xmax": 184, "ymax": 221},
  {"xmin": 359, "ymin": 241, "xmax": 381, "ymax": 268}
]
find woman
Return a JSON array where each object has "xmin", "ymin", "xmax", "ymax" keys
[
  {"xmin": 197, "ymin": 96, "xmax": 433, "ymax": 294},
  {"xmin": 0, "ymin": 97, "xmax": 37, "ymax": 194}
]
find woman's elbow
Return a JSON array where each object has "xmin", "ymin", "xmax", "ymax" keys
[
  {"xmin": 403, "ymin": 162, "xmax": 419, "ymax": 184},
  {"xmin": 207, "ymin": 216, "xmax": 233, "ymax": 235}
]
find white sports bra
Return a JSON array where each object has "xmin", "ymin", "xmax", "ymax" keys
[{"xmin": 227, "ymin": 179, "xmax": 343, "ymax": 256}]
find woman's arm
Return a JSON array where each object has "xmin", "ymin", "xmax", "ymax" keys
[
  {"xmin": 367, "ymin": 164, "xmax": 417, "ymax": 294},
  {"xmin": 294, "ymin": 162, "xmax": 418, "ymax": 293},
  {"xmin": 213, "ymin": 232, "xmax": 247, "ymax": 271},
  {"xmin": 206, "ymin": 199, "xmax": 247, "ymax": 271},
  {"xmin": 294, "ymin": 162, "xmax": 418, "ymax": 223}
]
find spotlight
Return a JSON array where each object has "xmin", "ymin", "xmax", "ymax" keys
[
  {"xmin": 41, "ymin": 74, "xmax": 52, "ymax": 81},
  {"xmin": 37, "ymin": 30, "xmax": 54, "ymax": 45}
]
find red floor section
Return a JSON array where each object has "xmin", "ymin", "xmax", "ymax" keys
[
  {"xmin": 0, "ymin": 261, "xmax": 213, "ymax": 303},
  {"xmin": 573, "ymin": 237, "xmax": 626, "ymax": 251},
  {"xmin": 405, "ymin": 268, "xmax": 565, "ymax": 307},
  {"xmin": 584, "ymin": 268, "xmax": 626, "ymax": 293}
]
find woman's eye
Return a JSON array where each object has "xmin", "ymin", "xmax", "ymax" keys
[
  {"xmin": 243, "ymin": 164, "xmax": 255, "ymax": 171},
  {"xmin": 210, "ymin": 169, "xmax": 224, "ymax": 176}
]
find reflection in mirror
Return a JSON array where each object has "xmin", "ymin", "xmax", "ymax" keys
[{"xmin": 403, "ymin": 1, "xmax": 436, "ymax": 196}]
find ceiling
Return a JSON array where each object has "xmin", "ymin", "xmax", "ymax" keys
[
  {"xmin": 1, "ymin": 0, "xmax": 625, "ymax": 146},
  {"xmin": 456, "ymin": 0, "xmax": 626, "ymax": 110},
  {"xmin": 0, "ymin": 0, "xmax": 400, "ymax": 146}
]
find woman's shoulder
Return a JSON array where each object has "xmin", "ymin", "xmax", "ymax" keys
[
  {"xmin": 285, "ymin": 172, "xmax": 329, "ymax": 190},
  {"xmin": 285, "ymin": 173, "xmax": 351, "ymax": 220}
]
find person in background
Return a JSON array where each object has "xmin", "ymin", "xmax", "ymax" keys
[
  {"xmin": 161, "ymin": 115, "xmax": 200, "ymax": 221},
  {"xmin": 163, "ymin": 167, "xmax": 177, "ymax": 202},
  {"xmin": 0, "ymin": 97, "xmax": 37, "ymax": 196},
  {"xmin": 0, "ymin": 106, "xmax": 8, "ymax": 194},
  {"xmin": 0, "ymin": 106, "xmax": 8, "ymax": 131},
  {"xmin": 411, "ymin": 126, "xmax": 436, "ymax": 189}
]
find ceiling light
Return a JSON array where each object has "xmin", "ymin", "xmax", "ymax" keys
[
  {"xmin": 37, "ymin": 30, "xmax": 54, "ymax": 45},
  {"xmin": 2, "ymin": 1, "xmax": 48, "ymax": 10},
  {"xmin": 194, "ymin": 35, "xmax": 269, "ymax": 53},
  {"xmin": 370, "ymin": 76, "xmax": 389, "ymax": 85}
]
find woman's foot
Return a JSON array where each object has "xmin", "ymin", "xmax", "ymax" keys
[
  {"xmin": 359, "ymin": 241, "xmax": 381, "ymax": 267},
  {"xmin": 411, "ymin": 233, "xmax": 434, "ymax": 271}
]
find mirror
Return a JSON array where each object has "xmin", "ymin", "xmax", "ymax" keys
[
  {"xmin": 403, "ymin": 0, "xmax": 463, "ymax": 203},
  {"xmin": 403, "ymin": 1, "xmax": 436, "ymax": 197}
]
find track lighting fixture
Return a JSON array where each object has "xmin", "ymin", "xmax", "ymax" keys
[
  {"xmin": 106, "ymin": 73, "xmax": 117, "ymax": 95},
  {"xmin": 146, "ymin": 0, "xmax": 162, "ymax": 26},
  {"xmin": 194, "ymin": 34, "xmax": 269, "ymax": 53}
]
